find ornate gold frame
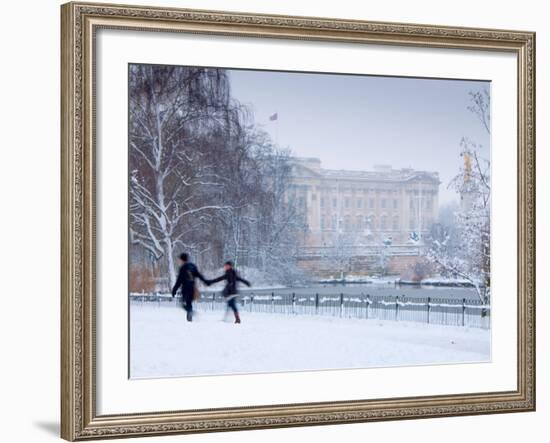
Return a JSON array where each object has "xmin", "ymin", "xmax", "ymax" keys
[{"xmin": 60, "ymin": 2, "xmax": 536, "ymax": 440}]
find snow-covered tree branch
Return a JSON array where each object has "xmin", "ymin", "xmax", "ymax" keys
[
  {"xmin": 427, "ymin": 88, "xmax": 491, "ymax": 304},
  {"xmin": 129, "ymin": 65, "xmax": 303, "ymax": 290}
]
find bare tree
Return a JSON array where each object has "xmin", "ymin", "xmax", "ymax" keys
[
  {"xmin": 218, "ymin": 131, "xmax": 307, "ymax": 284},
  {"xmin": 252, "ymin": 144, "xmax": 306, "ymax": 283},
  {"xmin": 427, "ymin": 88, "xmax": 491, "ymax": 303},
  {"xmin": 129, "ymin": 65, "xmax": 241, "ymax": 287},
  {"xmin": 129, "ymin": 65, "xmax": 304, "ymax": 290},
  {"xmin": 318, "ymin": 229, "xmax": 361, "ymax": 280}
]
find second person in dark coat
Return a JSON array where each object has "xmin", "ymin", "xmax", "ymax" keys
[{"xmin": 207, "ymin": 261, "xmax": 251, "ymax": 324}]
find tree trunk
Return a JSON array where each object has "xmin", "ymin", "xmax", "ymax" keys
[{"xmin": 165, "ymin": 236, "xmax": 176, "ymax": 290}]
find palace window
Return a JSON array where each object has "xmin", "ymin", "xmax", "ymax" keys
[
  {"xmin": 345, "ymin": 197, "xmax": 350, "ymax": 208},
  {"xmin": 381, "ymin": 215, "xmax": 388, "ymax": 230},
  {"xmin": 332, "ymin": 198, "xmax": 337, "ymax": 209},
  {"xmin": 331, "ymin": 214, "xmax": 337, "ymax": 229},
  {"xmin": 320, "ymin": 197, "xmax": 325, "ymax": 208},
  {"xmin": 381, "ymin": 199, "xmax": 387, "ymax": 209},
  {"xmin": 357, "ymin": 198, "xmax": 363, "ymax": 209},
  {"xmin": 393, "ymin": 199, "xmax": 398, "ymax": 209},
  {"xmin": 369, "ymin": 198, "xmax": 375, "ymax": 209},
  {"xmin": 356, "ymin": 215, "xmax": 363, "ymax": 230}
]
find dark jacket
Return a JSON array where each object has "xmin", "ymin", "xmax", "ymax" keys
[
  {"xmin": 171, "ymin": 262, "xmax": 208, "ymax": 298},
  {"xmin": 209, "ymin": 268, "xmax": 250, "ymax": 297}
]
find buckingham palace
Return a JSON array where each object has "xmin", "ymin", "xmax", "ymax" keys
[{"xmin": 288, "ymin": 157, "xmax": 441, "ymax": 248}]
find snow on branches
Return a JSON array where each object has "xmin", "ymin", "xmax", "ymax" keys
[
  {"xmin": 427, "ymin": 88, "xmax": 491, "ymax": 304},
  {"xmin": 129, "ymin": 65, "xmax": 302, "ymax": 290}
]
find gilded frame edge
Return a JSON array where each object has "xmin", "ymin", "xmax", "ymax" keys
[{"xmin": 60, "ymin": 1, "xmax": 536, "ymax": 440}]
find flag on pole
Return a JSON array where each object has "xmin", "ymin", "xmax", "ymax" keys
[{"xmin": 269, "ymin": 112, "xmax": 278, "ymax": 121}]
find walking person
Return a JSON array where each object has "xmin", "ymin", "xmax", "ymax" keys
[
  {"xmin": 171, "ymin": 253, "xmax": 208, "ymax": 322},
  {"xmin": 208, "ymin": 261, "xmax": 251, "ymax": 324}
]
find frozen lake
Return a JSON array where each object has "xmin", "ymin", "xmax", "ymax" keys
[{"xmin": 130, "ymin": 303, "xmax": 491, "ymax": 379}]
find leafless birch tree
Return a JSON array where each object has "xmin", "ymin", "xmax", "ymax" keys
[{"xmin": 129, "ymin": 65, "xmax": 242, "ymax": 287}]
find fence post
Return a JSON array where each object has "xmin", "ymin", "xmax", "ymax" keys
[
  {"xmin": 365, "ymin": 294, "xmax": 370, "ymax": 319},
  {"xmin": 250, "ymin": 294, "xmax": 254, "ymax": 313},
  {"xmin": 427, "ymin": 297, "xmax": 431, "ymax": 324},
  {"xmin": 395, "ymin": 296, "xmax": 399, "ymax": 321},
  {"xmin": 292, "ymin": 292, "xmax": 296, "ymax": 314},
  {"xmin": 211, "ymin": 292, "xmax": 215, "ymax": 311},
  {"xmin": 340, "ymin": 293, "xmax": 344, "ymax": 318},
  {"xmin": 315, "ymin": 293, "xmax": 319, "ymax": 315},
  {"xmin": 271, "ymin": 292, "xmax": 275, "ymax": 313},
  {"xmin": 462, "ymin": 298, "xmax": 466, "ymax": 327}
]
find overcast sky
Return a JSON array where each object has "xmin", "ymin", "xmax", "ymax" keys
[{"xmin": 228, "ymin": 69, "xmax": 490, "ymax": 205}]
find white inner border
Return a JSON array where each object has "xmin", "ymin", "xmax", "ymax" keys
[{"xmin": 96, "ymin": 29, "xmax": 517, "ymax": 415}]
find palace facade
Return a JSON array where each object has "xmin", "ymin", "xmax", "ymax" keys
[{"xmin": 288, "ymin": 157, "xmax": 440, "ymax": 248}]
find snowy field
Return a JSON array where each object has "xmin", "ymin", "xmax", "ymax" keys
[{"xmin": 130, "ymin": 304, "xmax": 491, "ymax": 378}]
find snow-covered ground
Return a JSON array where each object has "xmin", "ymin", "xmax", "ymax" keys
[{"xmin": 130, "ymin": 304, "xmax": 490, "ymax": 378}]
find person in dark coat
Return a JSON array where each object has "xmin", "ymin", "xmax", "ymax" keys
[
  {"xmin": 171, "ymin": 253, "xmax": 208, "ymax": 322},
  {"xmin": 207, "ymin": 261, "xmax": 251, "ymax": 324}
]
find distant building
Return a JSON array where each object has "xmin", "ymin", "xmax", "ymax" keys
[{"xmin": 288, "ymin": 157, "xmax": 441, "ymax": 248}]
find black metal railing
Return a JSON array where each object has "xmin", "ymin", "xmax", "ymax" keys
[{"xmin": 129, "ymin": 292, "xmax": 490, "ymax": 329}]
